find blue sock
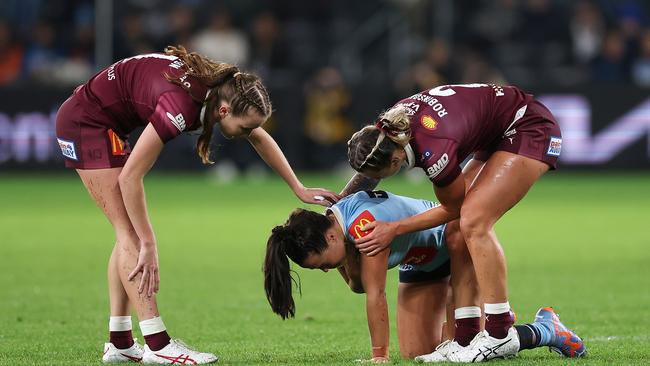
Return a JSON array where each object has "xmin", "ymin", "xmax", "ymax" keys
[{"xmin": 529, "ymin": 321, "xmax": 554, "ymax": 346}]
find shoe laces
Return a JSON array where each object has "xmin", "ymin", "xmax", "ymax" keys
[
  {"xmin": 468, "ymin": 331, "xmax": 489, "ymax": 348},
  {"xmin": 173, "ymin": 339, "xmax": 201, "ymax": 354},
  {"xmin": 435, "ymin": 339, "xmax": 451, "ymax": 352}
]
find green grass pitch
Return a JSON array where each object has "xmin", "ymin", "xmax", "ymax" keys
[{"xmin": 0, "ymin": 172, "xmax": 648, "ymax": 365}]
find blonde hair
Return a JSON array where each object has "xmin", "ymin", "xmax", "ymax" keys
[{"xmin": 348, "ymin": 104, "xmax": 412, "ymax": 172}]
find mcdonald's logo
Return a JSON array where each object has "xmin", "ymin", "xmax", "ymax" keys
[
  {"xmin": 348, "ymin": 210, "xmax": 376, "ymax": 239},
  {"xmin": 107, "ymin": 129, "xmax": 126, "ymax": 156},
  {"xmin": 401, "ymin": 246, "xmax": 438, "ymax": 265}
]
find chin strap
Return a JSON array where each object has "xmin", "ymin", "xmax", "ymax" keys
[{"xmin": 403, "ymin": 143, "xmax": 415, "ymax": 170}]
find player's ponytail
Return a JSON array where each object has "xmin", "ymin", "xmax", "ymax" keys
[
  {"xmin": 263, "ymin": 209, "xmax": 331, "ymax": 319},
  {"xmin": 348, "ymin": 105, "xmax": 412, "ymax": 173},
  {"xmin": 163, "ymin": 45, "xmax": 273, "ymax": 164},
  {"xmin": 264, "ymin": 225, "xmax": 296, "ymax": 320}
]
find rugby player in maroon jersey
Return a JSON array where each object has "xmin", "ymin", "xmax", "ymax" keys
[
  {"xmin": 55, "ymin": 46, "xmax": 338, "ymax": 364},
  {"xmin": 341, "ymin": 84, "xmax": 584, "ymax": 362}
]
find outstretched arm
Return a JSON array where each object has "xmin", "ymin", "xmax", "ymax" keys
[
  {"xmin": 356, "ymin": 174, "xmax": 466, "ymax": 256},
  {"xmin": 360, "ymin": 249, "xmax": 390, "ymax": 362},
  {"xmin": 339, "ymin": 172, "xmax": 380, "ymax": 197},
  {"xmin": 247, "ymin": 128, "xmax": 339, "ymax": 206}
]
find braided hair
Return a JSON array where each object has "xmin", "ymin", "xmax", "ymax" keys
[
  {"xmin": 263, "ymin": 209, "xmax": 331, "ymax": 319},
  {"xmin": 348, "ymin": 104, "xmax": 412, "ymax": 172},
  {"xmin": 163, "ymin": 45, "xmax": 273, "ymax": 164}
]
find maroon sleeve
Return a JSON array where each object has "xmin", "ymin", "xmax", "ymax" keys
[
  {"xmin": 148, "ymin": 91, "xmax": 200, "ymax": 143},
  {"xmin": 417, "ymin": 136, "xmax": 461, "ymax": 187}
]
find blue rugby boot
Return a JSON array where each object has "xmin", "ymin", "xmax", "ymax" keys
[{"xmin": 533, "ymin": 307, "xmax": 587, "ymax": 358}]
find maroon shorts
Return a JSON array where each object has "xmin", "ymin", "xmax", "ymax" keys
[
  {"xmin": 474, "ymin": 100, "xmax": 562, "ymax": 169},
  {"xmin": 55, "ymin": 95, "xmax": 131, "ymax": 169}
]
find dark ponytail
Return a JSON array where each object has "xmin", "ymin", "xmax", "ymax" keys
[{"xmin": 263, "ymin": 209, "xmax": 332, "ymax": 319}]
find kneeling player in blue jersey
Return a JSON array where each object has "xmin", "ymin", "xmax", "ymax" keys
[{"xmin": 263, "ymin": 190, "xmax": 586, "ymax": 363}]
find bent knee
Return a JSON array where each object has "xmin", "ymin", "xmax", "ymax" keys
[
  {"xmin": 459, "ymin": 213, "xmax": 493, "ymax": 243},
  {"xmin": 115, "ymin": 228, "xmax": 139, "ymax": 248},
  {"xmin": 444, "ymin": 220, "xmax": 467, "ymax": 253}
]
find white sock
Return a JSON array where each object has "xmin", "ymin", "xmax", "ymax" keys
[
  {"xmin": 455, "ymin": 306, "xmax": 481, "ymax": 319},
  {"xmin": 139, "ymin": 316, "xmax": 167, "ymax": 336},
  {"xmin": 484, "ymin": 302, "xmax": 511, "ymax": 314},
  {"xmin": 109, "ymin": 316, "xmax": 132, "ymax": 332}
]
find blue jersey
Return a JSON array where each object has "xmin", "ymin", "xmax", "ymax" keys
[{"xmin": 329, "ymin": 191, "xmax": 449, "ymax": 273}]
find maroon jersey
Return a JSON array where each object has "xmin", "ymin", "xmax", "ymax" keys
[
  {"xmin": 75, "ymin": 53, "xmax": 207, "ymax": 142},
  {"xmin": 395, "ymin": 84, "xmax": 535, "ymax": 186}
]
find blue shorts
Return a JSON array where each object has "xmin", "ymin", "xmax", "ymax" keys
[{"xmin": 398, "ymin": 260, "xmax": 451, "ymax": 283}]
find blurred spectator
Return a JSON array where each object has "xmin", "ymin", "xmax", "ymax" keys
[
  {"xmin": 167, "ymin": 5, "xmax": 196, "ymax": 47},
  {"xmin": 190, "ymin": 9, "xmax": 249, "ymax": 66},
  {"xmin": 591, "ymin": 29, "xmax": 628, "ymax": 82},
  {"xmin": 115, "ymin": 11, "xmax": 156, "ymax": 60},
  {"xmin": 1, "ymin": 0, "xmax": 648, "ymax": 88},
  {"xmin": 249, "ymin": 12, "xmax": 289, "ymax": 78},
  {"xmin": 570, "ymin": 0, "xmax": 605, "ymax": 64},
  {"xmin": 459, "ymin": 50, "xmax": 507, "ymax": 85},
  {"xmin": 395, "ymin": 38, "xmax": 456, "ymax": 94},
  {"xmin": 23, "ymin": 21, "xmax": 61, "ymax": 83},
  {"xmin": 632, "ymin": 29, "xmax": 650, "ymax": 87},
  {"xmin": 0, "ymin": 20, "xmax": 24, "ymax": 85},
  {"xmin": 303, "ymin": 67, "xmax": 353, "ymax": 166}
]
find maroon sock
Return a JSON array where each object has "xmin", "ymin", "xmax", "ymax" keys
[
  {"xmin": 485, "ymin": 311, "xmax": 515, "ymax": 339},
  {"xmin": 455, "ymin": 317, "xmax": 481, "ymax": 346},
  {"xmin": 144, "ymin": 331, "xmax": 171, "ymax": 351},
  {"xmin": 109, "ymin": 330, "xmax": 135, "ymax": 349}
]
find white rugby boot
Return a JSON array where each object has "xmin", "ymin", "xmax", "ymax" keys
[
  {"xmin": 142, "ymin": 339, "xmax": 218, "ymax": 364},
  {"xmin": 415, "ymin": 339, "xmax": 465, "ymax": 363},
  {"xmin": 102, "ymin": 339, "xmax": 144, "ymax": 363},
  {"xmin": 447, "ymin": 327, "xmax": 520, "ymax": 363}
]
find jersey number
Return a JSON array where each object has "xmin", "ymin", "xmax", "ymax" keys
[
  {"xmin": 428, "ymin": 83, "xmax": 489, "ymax": 97},
  {"xmin": 365, "ymin": 190, "xmax": 388, "ymax": 199}
]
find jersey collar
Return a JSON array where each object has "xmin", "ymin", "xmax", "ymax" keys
[
  {"xmin": 327, "ymin": 205, "xmax": 348, "ymax": 237},
  {"xmin": 199, "ymin": 89, "xmax": 212, "ymax": 127},
  {"xmin": 404, "ymin": 143, "xmax": 416, "ymax": 170}
]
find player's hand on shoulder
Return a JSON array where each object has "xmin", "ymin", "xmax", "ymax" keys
[
  {"xmin": 354, "ymin": 221, "xmax": 397, "ymax": 256},
  {"xmin": 295, "ymin": 186, "xmax": 340, "ymax": 207}
]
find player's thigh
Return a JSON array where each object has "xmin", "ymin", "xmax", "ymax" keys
[
  {"xmin": 397, "ymin": 277, "xmax": 449, "ymax": 358},
  {"xmin": 76, "ymin": 168, "xmax": 137, "ymax": 238},
  {"xmin": 461, "ymin": 151, "xmax": 549, "ymax": 228},
  {"xmin": 462, "ymin": 158, "xmax": 486, "ymax": 191},
  {"xmin": 445, "ymin": 158, "xmax": 484, "ymax": 251}
]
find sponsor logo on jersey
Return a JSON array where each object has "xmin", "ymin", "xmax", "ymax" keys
[
  {"xmin": 421, "ymin": 115, "xmax": 438, "ymax": 130},
  {"xmin": 421, "ymin": 150, "xmax": 434, "ymax": 162},
  {"xmin": 426, "ymin": 153, "xmax": 449, "ymax": 179},
  {"xmin": 166, "ymin": 112, "xmax": 186, "ymax": 132},
  {"xmin": 348, "ymin": 210, "xmax": 376, "ymax": 239},
  {"xmin": 57, "ymin": 138, "xmax": 78, "ymax": 160},
  {"xmin": 169, "ymin": 59, "xmax": 184, "ymax": 69},
  {"xmin": 547, "ymin": 136, "xmax": 562, "ymax": 156},
  {"xmin": 107, "ymin": 129, "xmax": 127, "ymax": 156},
  {"xmin": 401, "ymin": 246, "xmax": 438, "ymax": 265}
]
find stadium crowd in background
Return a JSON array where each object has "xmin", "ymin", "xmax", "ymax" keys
[
  {"xmin": 1, "ymin": 0, "xmax": 649, "ymax": 87},
  {"xmin": 1, "ymin": 0, "xmax": 648, "ymax": 171}
]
